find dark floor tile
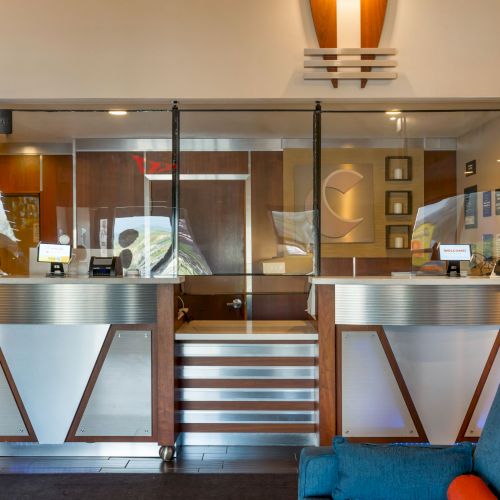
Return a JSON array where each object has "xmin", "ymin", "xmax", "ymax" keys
[
  {"xmin": 25, "ymin": 458, "xmax": 130, "ymax": 468},
  {"xmin": 0, "ymin": 467, "xmax": 102, "ymax": 474}
]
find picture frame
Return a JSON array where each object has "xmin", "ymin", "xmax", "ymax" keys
[
  {"xmin": 464, "ymin": 185, "xmax": 478, "ymax": 229},
  {"xmin": 483, "ymin": 191, "xmax": 492, "ymax": 217},
  {"xmin": 465, "ymin": 160, "xmax": 476, "ymax": 176}
]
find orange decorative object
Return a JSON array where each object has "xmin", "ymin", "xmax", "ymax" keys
[
  {"xmin": 309, "ymin": 0, "xmax": 339, "ymax": 87},
  {"xmin": 309, "ymin": 0, "xmax": 390, "ymax": 88},
  {"xmin": 447, "ymin": 475, "xmax": 496, "ymax": 500},
  {"xmin": 360, "ymin": 0, "xmax": 388, "ymax": 87}
]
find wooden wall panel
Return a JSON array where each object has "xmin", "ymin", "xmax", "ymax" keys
[
  {"xmin": 40, "ymin": 155, "xmax": 73, "ymax": 242},
  {"xmin": 180, "ymin": 294, "xmax": 245, "ymax": 321},
  {"xmin": 76, "ymin": 152, "xmax": 144, "ymax": 248},
  {"xmin": 321, "ymin": 257, "xmax": 411, "ymax": 276},
  {"xmin": 318, "ymin": 285, "xmax": 336, "ymax": 445},
  {"xmin": 146, "ymin": 151, "xmax": 247, "ymax": 176},
  {"xmin": 150, "ymin": 152, "xmax": 246, "ymax": 275},
  {"xmin": 76, "ymin": 152, "xmax": 144, "ymax": 208},
  {"xmin": 424, "ymin": 150, "xmax": 457, "ymax": 205},
  {"xmin": 252, "ymin": 294, "xmax": 308, "ymax": 321},
  {"xmin": 0, "ymin": 154, "xmax": 72, "ymax": 273},
  {"xmin": 185, "ymin": 180, "xmax": 245, "ymax": 274},
  {"xmin": 181, "ymin": 151, "xmax": 248, "ymax": 174},
  {"xmin": 251, "ymin": 151, "xmax": 283, "ymax": 274},
  {"xmin": 0, "ymin": 155, "xmax": 40, "ymax": 193},
  {"xmin": 284, "ymin": 148, "xmax": 425, "ymax": 259}
]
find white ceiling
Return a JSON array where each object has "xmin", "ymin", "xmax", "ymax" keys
[{"xmin": 0, "ymin": 109, "xmax": 499, "ymax": 144}]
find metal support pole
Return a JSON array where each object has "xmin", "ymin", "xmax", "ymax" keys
[
  {"xmin": 171, "ymin": 102, "xmax": 180, "ymax": 276},
  {"xmin": 313, "ymin": 101, "xmax": 322, "ymax": 276}
]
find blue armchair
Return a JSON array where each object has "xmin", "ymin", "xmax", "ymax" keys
[{"xmin": 298, "ymin": 384, "xmax": 500, "ymax": 499}]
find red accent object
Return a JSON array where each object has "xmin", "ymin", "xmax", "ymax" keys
[{"xmin": 447, "ymin": 475, "xmax": 496, "ymax": 500}]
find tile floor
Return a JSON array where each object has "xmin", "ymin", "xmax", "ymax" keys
[{"xmin": 0, "ymin": 446, "xmax": 301, "ymax": 474}]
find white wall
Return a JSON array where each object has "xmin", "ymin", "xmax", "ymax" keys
[{"xmin": 1, "ymin": 0, "xmax": 500, "ymax": 102}]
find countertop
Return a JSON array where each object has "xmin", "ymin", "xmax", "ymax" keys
[
  {"xmin": 310, "ymin": 275, "xmax": 500, "ymax": 285},
  {"xmin": 0, "ymin": 275, "xmax": 185, "ymax": 284}
]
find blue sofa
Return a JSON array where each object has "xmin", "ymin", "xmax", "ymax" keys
[{"xmin": 298, "ymin": 384, "xmax": 500, "ymax": 499}]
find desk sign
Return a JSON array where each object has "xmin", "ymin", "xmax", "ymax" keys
[{"xmin": 439, "ymin": 244, "xmax": 471, "ymax": 261}]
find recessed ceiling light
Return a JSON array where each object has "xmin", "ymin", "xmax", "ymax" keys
[
  {"xmin": 385, "ymin": 110, "xmax": 401, "ymax": 116},
  {"xmin": 390, "ymin": 117, "xmax": 397, "ymax": 121},
  {"xmin": 109, "ymin": 110, "xmax": 128, "ymax": 116},
  {"xmin": 497, "ymin": 159, "xmax": 500, "ymax": 162}
]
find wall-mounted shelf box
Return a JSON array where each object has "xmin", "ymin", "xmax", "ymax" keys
[
  {"xmin": 386, "ymin": 225, "xmax": 411, "ymax": 249},
  {"xmin": 385, "ymin": 190, "xmax": 412, "ymax": 215},
  {"xmin": 385, "ymin": 156, "xmax": 412, "ymax": 181}
]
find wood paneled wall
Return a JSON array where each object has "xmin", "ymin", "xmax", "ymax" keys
[
  {"xmin": 0, "ymin": 155, "xmax": 40, "ymax": 193},
  {"xmin": 284, "ymin": 148, "xmax": 425, "ymax": 259},
  {"xmin": 149, "ymin": 151, "xmax": 247, "ymax": 275},
  {"xmin": 251, "ymin": 151, "xmax": 283, "ymax": 273},
  {"xmin": 321, "ymin": 257, "xmax": 412, "ymax": 276},
  {"xmin": 76, "ymin": 152, "xmax": 144, "ymax": 248},
  {"xmin": 0, "ymin": 155, "xmax": 72, "ymax": 273},
  {"xmin": 40, "ymin": 155, "xmax": 73, "ymax": 242},
  {"xmin": 424, "ymin": 150, "xmax": 457, "ymax": 205}
]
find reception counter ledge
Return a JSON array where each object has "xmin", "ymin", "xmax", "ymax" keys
[
  {"xmin": 311, "ymin": 277, "xmax": 500, "ymax": 447},
  {"xmin": 0, "ymin": 276, "xmax": 184, "ymax": 461}
]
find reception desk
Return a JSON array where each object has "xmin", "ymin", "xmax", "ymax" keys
[
  {"xmin": 0, "ymin": 276, "xmax": 183, "ymax": 460},
  {"xmin": 312, "ymin": 277, "xmax": 500, "ymax": 446}
]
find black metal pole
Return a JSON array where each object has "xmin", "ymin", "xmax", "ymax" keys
[
  {"xmin": 171, "ymin": 102, "xmax": 180, "ymax": 275},
  {"xmin": 313, "ymin": 101, "xmax": 322, "ymax": 276}
]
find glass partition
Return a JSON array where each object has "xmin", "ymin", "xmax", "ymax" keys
[
  {"xmin": 176, "ymin": 110, "xmax": 316, "ymax": 319},
  {"xmin": 1, "ymin": 107, "xmax": 499, "ymax": 291},
  {"xmin": 73, "ymin": 111, "xmax": 172, "ymax": 276},
  {"xmin": 320, "ymin": 110, "xmax": 500, "ymax": 277}
]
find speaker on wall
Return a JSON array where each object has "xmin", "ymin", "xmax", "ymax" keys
[{"xmin": 0, "ymin": 110, "xmax": 12, "ymax": 134}]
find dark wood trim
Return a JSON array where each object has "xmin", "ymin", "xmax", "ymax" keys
[
  {"xmin": 335, "ymin": 325, "xmax": 342, "ymax": 437},
  {"xmin": 156, "ymin": 284, "xmax": 176, "ymax": 447},
  {"xmin": 178, "ymin": 357, "xmax": 316, "ymax": 366},
  {"xmin": 318, "ymin": 284, "xmax": 336, "ymax": 445},
  {"xmin": 376, "ymin": 326, "xmax": 428, "ymax": 442},
  {"xmin": 178, "ymin": 379, "xmax": 315, "ymax": 389},
  {"xmin": 179, "ymin": 401, "xmax": 317, "ymax": 411},
  {"xmin": 0, "ymin": 348, "xmax": 37, "ymax": 442},
  {"xmin": 180, "ymin": 423, "xmax": 315, "ymax": 433},
  {"xmin": 456, "ymin": 329, "xmax": 500, "ymax": 442},
  {"xmin": 335, "ymin": 324, "xmax": 428, "ymax": 443},
  {"xmin": 66, "ymin": 324, "xmax": 155, "ymax": 442},
  {"xmin": 178, "ymin": 340, "xmax": 317, "ymax": 345},
  {"xmin": 65, "ymin": 324, "xmax": 120, "ymax": 442}
]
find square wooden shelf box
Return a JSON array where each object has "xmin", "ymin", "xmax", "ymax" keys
[
  {"xmin": 385, "ymin": 156, "xmax": 413, "ymax": 181},
  {"xmin": 385, "ymin": 190, "xmax": 413, "ymax": 215},
  {"xmin": 386, "ymin": 225, "xmax": 411, "ymax": 249}
]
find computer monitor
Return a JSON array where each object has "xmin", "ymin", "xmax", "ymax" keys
[
  {"xmin": 439, "ymin": 244, "xmax": 471, "ymax": 276},
  {"xmin": 37, "ymin": 243, "xmax": 71, "ymax": 276}
]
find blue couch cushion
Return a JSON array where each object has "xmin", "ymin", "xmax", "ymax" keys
[
  {"xmin": 332, "ymin": 437, "xmax": 473, "ymax": 500},
  {"xmin": 473, "ymin": 383, "xmax": 500, "ymax": 496},
  {"xmin": 298, "ymin": 447, "xmax": 337, "ymax": 499}
]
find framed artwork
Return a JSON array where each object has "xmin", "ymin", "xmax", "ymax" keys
[
  {"xmin": 483, "ymin": 191, "xmax": 492, "ymax": 217},
  {"xmin": 0, "ymin": 193, "xmax": 40, "ymax": 275},
  {"xmin": 483, "ymin": 234, "xmax": 493, "ymax": 260},
  {"xmin": 495, "ymin": 189, "xmax": 500, "ymax": 216},
  {"xmin": 465, "ymin": 160, "xmax": 476, "ymax": 176},
  {"xmin": 464, "ymin": 185, "xmax": 477, "ymax": 229}
]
